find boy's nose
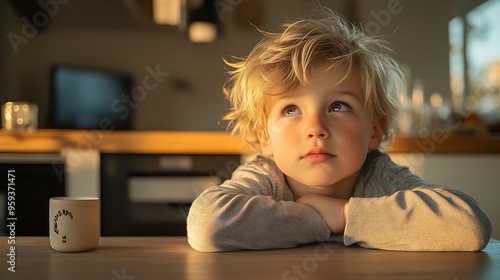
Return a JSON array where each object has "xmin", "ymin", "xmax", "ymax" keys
[
  {"xmin": 307, "ymin": 130, "xmax": 328, "ymax": 139},
  {"xmin": 306, "ymin": 114, "xmax": 330, "ymax": 139}
]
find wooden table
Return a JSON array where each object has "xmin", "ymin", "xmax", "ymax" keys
[{"xmin": 1, "ymin": 237, "xmax": 499, "ymax": 280}]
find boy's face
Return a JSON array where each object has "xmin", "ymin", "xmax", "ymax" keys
[{"xmin": 258, "ymin": 65, "xmax": 384, "ymax": 198}]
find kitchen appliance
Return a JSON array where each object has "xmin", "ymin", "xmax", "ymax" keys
[{"xmin": 100, "ymin": 153, "xmax": 240, "ymax": 236}]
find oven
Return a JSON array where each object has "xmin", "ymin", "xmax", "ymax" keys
[{"xmin": 100, "ymin": 153, "xmax": 240, "ymax": 236}]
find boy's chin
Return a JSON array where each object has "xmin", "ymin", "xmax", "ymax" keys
[
  {"xmin": 306, "ymin": 182, "xmax": 340, "ymax": 189},
  {"xmin": 294, "ymin": 178, "xmax": 340, "ymax": 189}
]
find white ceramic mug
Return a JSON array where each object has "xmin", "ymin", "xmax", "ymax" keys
[{"xmin": 49, "ymin": 197, "xmax": 100, "ymax": 252}]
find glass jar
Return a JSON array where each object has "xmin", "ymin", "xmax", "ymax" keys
[{"xmin": 2, "ymin": 101, "xmax": 38, "ymax": 131}]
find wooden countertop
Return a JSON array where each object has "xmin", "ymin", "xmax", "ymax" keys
[
  {"xmin": 1, "ymin": 129, "xmax": 500, "ymax": 154},
  {"xmin": 2, "ymin": 237, "xmax": 499, "ymax": 279},
  {"xmin": 0, "ymin": 130, "xmax": 252, "ymax": 154}
]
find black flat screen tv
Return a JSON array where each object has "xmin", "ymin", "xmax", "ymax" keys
[{"xmin": 49, "ymin": 65, "xmax": 133, "ymax": 130}]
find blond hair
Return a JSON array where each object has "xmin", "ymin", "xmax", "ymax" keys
[{"xmin": 223, "ymin": 7, "xmax": 403, "ymax": 151}]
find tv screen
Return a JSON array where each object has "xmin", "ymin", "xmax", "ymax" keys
[{"xmin": 49, "ymin": 65, "xmax": 133, "ymax": 130}]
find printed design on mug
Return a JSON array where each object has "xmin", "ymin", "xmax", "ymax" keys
[{"xmin": 52, "ymin": 209, "xmax": 74, "ymax": 244}]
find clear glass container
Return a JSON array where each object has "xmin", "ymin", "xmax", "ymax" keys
[{"xmin": 2, "ymin": 101, "xmax": 38, "ymax": 131}]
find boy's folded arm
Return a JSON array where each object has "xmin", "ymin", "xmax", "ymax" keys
[
  {"xmin": 187, "ymin": 187, "xmax": 331, "ymax": 252},
  {"xmin": 343, "ymin": 186, "xmax": 492, "ymax": 251},
  {"xmin": 186, "ymin": 159, "xmax": 331, "ymax": 252}
]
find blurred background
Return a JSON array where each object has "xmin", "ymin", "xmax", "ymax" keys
[{"xmin": 1, "ymin": 0, "xmax": 498, "ymax": 133}]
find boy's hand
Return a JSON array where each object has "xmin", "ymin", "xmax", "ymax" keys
[{"xmin": 295, "ymin": 194, "xmax": 349, "ymax": 234}]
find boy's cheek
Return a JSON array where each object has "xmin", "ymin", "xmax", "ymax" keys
[{"xmin": 267, "ymin": 119, "xmax": 287, "ymax": 134}]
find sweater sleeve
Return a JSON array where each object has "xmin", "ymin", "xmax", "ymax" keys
[
  {"xmin": 343, "ymin": 152, "xmax": 492, "ymax": 251},
  {"xmin": 186, "ymin": 156, "xmax": 331, "ymax": 252}
]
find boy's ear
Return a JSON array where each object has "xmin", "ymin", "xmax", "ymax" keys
[
  {"xmin": 368, "ymin": 117, "xmax": 386, "ymax": 150},
  {"xmin": 257, "ymin": 128, "xmax": 273, "ymax": 157}
]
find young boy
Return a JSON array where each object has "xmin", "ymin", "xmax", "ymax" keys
[{"xmin": 187, "ymin": 7, "xmax": 492, "ymax": 252}]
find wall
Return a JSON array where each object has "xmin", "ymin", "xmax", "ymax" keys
[
  {"xmin": 356, "ymin": 0, "xmax": 451, "ymax": 98},
  {"xmin": 0, "ymin": 0, "xmax": 451, "ymax": 131}
]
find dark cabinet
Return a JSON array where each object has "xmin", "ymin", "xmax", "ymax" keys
[{"xmin": 0, "ymin": 155, "xmax": 65, "ymax": 236}]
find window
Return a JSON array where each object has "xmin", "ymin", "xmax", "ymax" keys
[{"xmin": 449, "ymin": 0, "xmax": 500, "ymax": 118}]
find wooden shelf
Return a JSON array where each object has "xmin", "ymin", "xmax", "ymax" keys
[{"xmin": 1, "ymin": 129, "xmax": 500, "ymax": 154}]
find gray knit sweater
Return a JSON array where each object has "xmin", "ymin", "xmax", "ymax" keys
[{"xmin": 187, "ymin": 151, "xmax": 492, "ymax": 252}]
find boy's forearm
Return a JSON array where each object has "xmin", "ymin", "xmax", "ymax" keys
[
  {"xmin": 343, "ymin": 187, "xmax": 492, "ymax": 251},
  {"xmin": 188, "ymin": 188, "xmax": 332, "ymax": 252},
  {"xmin": 296, "ymin": 194, "xmax": 349, "ymax": 234}
]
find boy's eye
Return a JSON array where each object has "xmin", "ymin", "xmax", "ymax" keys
[
  {"xmin": 329, "ymin": 102, "xmax": 350, "ymax": 112},
  {"xmin": 282, "ymin": 106, "xmax": 301, "ymax": 117}
]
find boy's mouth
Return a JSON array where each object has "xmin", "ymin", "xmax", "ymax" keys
[{"xmin": 301, "ymin": 148, "xmax": 335, "ymax": 163}]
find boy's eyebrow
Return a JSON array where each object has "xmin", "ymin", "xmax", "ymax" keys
[
  {"xmin": 274, "ymin": 88, "xmax": 364, "ymax": 102},
  {"xmin": 330, "ymin": 90, "xmax": 364, "ymax": 103}
]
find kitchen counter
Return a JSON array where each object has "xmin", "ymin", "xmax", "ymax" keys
[
  {"xmin": 1, "ymin": 129, "xmax": 500, "ymax": 154},
  {"xmin": 0, "ymin": 130, "xmax": 251, "ymax": 154}
]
